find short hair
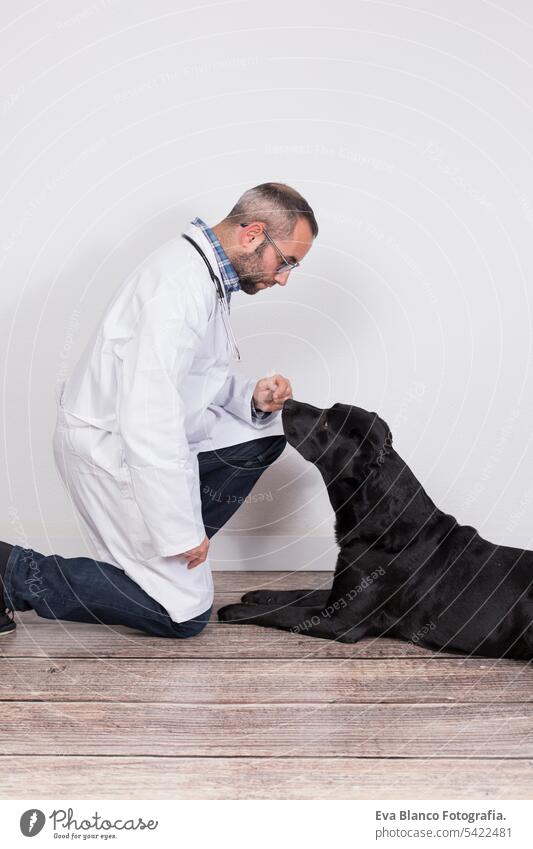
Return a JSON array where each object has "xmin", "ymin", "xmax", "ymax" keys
[{"xmin": 225, "ymin": 182, "xmax": 318, "ymax": 240}]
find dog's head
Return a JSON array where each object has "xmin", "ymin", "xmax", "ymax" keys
[
  {"xmin": 282, "ymin": 399, "xmax": 440, "ymax": 552},
  {"xmin": 281, "ymin": 399, "xmax": 393, "ymax": 486}
]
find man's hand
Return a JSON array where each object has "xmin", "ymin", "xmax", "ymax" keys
[
  {"xmin": 179, "ymin": 535, "xmax": 209, "ymax": 569},
  {"xmin": 253, "ymin": 374, "xmax": 293, "ymax": 413}
]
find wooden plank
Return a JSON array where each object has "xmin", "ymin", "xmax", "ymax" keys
[
  {"xmin": 0, "ymin": 657, "xmax": 531, "ymax": 703},
  {"xmin": 1, "ymin": 702, "xmax": 532, "ymax": 757},
  {"xmin": 0, "ymin": 620, "xmax": 459, "ymax": 659},
  {"xmin": 4, "ymin": 591, "xmax": 465, "ymax": 660},
  {"xmin": 0, "ymin": 756, "xmax": 531, "ymax": 799},
  {"xmin": 213, "ymin": 572, "xmax": 334, "ymax": 591}
]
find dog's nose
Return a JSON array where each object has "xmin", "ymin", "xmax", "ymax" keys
[{"xmin": 282, "ymin": 398, "xmax": 296, "ymax": 414}]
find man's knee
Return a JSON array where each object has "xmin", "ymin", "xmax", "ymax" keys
[
  {"xmin": 169, "ymin": 606, "xmax": 211, "ymax": 638},
  {"xmin": 256, "ymin": 435, "xmax": 286, "ymax": 466}
]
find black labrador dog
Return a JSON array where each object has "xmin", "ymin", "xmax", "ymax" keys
[{"xmin": 218, "ymin": 399, "xmax": 533, "ymax": 659}]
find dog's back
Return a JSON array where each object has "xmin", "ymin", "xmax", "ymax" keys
[{"xmin": 337, "ymin": 450, "xmax": 533, "ymax": 659}]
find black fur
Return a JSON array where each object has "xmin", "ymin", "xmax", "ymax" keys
[{"xmin": 218, "ymin": 400, "xmax": 533, "ymax": 659}]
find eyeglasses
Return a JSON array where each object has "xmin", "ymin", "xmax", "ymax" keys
[{"xmin": 240, "ymin": 223, "xmax": 300, "ymax": 274}]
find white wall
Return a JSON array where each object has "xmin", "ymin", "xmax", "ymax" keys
[{"xmin": 2, "ymin": 0, "xmax": 533, "ymax": 570}]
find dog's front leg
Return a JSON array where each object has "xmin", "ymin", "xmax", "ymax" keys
[{"xmin": 217, "ymin": 602, "xmax": 364, "ymax": 641}]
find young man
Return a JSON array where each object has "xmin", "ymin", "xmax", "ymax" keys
[{"xmin": 0, "ymin": 182, "xmax": 318, "ymax": 638}]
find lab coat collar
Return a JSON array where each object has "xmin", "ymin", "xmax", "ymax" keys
[
  {"xmin": 190, "ymin": 217, "xmax": 240, "ymax": 297},
  {"xmin": 182, "ymin": 221, "xmax": 221, "ymax": 281}
]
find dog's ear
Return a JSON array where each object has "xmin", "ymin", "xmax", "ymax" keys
[
  {"xmin": 350, "ymin": 413, "xmax": 391, "ymax": 451},
  {"xmin": 377, "ymin": 415, "xmax": 393, "ymax": 447},
  {"xmin": 346, "ymin": 414, "xmax": 393, "ymax": 478}
]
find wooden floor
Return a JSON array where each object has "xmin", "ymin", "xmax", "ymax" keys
[{"xmin": 1, "ymin": 571, "xmax": 532, "ymax": 799}]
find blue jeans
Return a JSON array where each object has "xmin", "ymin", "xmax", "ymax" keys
[{"xmin": 3, "ymin": 435, "xmax": 286, "ymax": 639}]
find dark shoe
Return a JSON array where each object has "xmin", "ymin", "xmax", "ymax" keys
[
  {"xmin": 0, "ymin": 610, "xmax": 15, "ymax": 635},
  {"xmin": 0, "ymin": 541, "xmax": 16, "ymax": 634}
]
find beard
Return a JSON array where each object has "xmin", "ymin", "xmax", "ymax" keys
[{"xmin": 230, "ymin": 243, "xmax": 274, "ymax": 295}]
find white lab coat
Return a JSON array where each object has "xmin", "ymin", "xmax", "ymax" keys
[{"xmin": 53, "ymin": 222, "xmax": 283, "ymax": 622}]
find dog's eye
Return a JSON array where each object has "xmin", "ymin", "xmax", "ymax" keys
[{"xmin": 322, "ymin": 419, "xmax": 328, "ymax": 430}]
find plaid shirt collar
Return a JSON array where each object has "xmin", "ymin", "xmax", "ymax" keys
[{"xmin": 191, "ymin": 217, "xmax": 240, "ymax": 300}]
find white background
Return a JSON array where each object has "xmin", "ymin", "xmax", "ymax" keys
[{"xmin": 1, "ymin": 0, "xmax": 533, "ymax": 570}]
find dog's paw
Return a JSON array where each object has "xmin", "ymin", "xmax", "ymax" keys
[
  {"xmin": 241, "ymin": 590, "xmax": 275, "ymax": 605},
  {"xmin": 217, "ymin": 603, "xmax": 256, "ymax": 624}
]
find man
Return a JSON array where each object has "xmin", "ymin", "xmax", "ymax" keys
[{"xmin": 0, "ymin": 183, "xmax": 318, "ymax": 638}]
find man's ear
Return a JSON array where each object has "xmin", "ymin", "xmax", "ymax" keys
[{"xmin": 239, "ymin": 221, "xmax": 266, "ymax": 251}]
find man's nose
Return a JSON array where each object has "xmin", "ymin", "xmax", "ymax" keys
[{"xmin": 274, "ymin": 271, "xmax": 290, "ymax": 286}]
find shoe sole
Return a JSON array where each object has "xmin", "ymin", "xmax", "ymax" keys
[{"xmin": 0, "ymin": 624, "xmax": 16, "ymax": 635}]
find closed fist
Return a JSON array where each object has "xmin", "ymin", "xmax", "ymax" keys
[{"xmin": 253, "ymin": 374, "xmax": 293, "ymax": 413}]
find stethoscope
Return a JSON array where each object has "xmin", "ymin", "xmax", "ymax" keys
[{"xmin": 182, "ymin": 234, "xmax": 241, "ymax": 361}]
